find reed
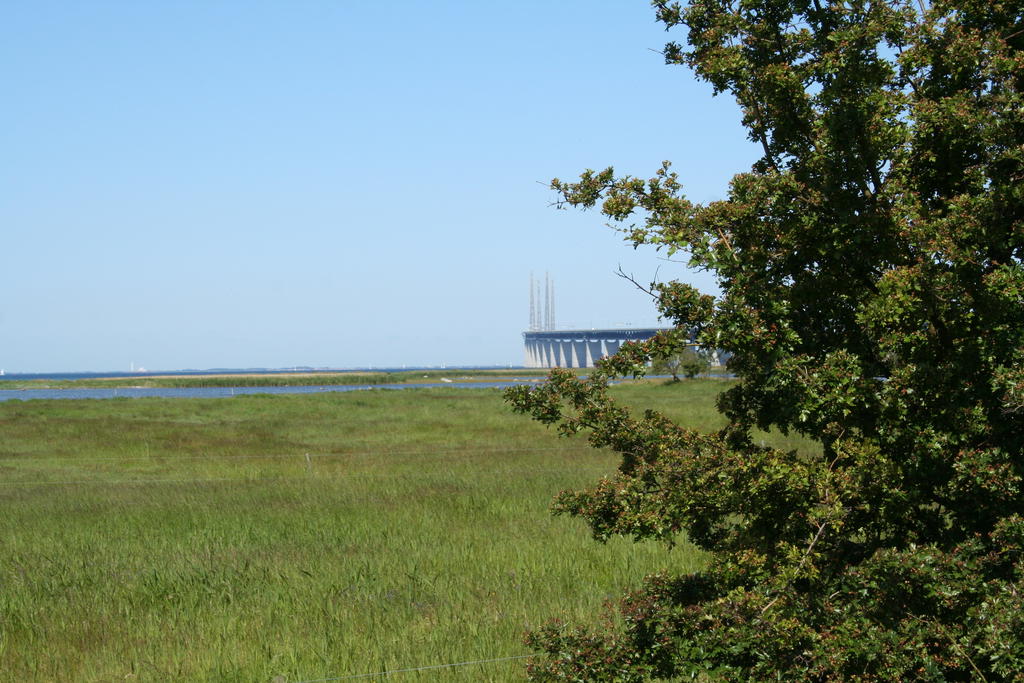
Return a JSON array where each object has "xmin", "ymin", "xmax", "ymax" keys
[{"xmin": 0, "ymin": 381, "xmax": 805, "ymax": 681}]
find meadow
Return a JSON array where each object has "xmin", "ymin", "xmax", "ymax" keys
[{"xmin": 0, "ymin": 380, "xmax": 795, "ymax": 682}]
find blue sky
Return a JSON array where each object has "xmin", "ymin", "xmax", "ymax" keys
[{"xmin": 2, "ymin": 1, "xmax": 756, "ymax": 373}]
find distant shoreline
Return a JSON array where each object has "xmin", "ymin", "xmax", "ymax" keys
[
  {"xmin": 88, "ymin": 370, "xmax": 382, "ymax": 381},
  {"xmin": 0, "ymin": 368, "xmax": 556, "ymax": 391},
  {"xmin": 0, "ymin": 366, "xmax": 527, "ymax": 381}
]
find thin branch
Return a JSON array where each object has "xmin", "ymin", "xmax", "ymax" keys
[
  {"xmin": 760, "ymin": 520, "xmax": 829, "ymax": 616},
  {"xmin": 714, "ymin": 225, "xmax": 737, "ymax": 257},
  {"xmin": 615, "ymin": 265, "xmax": 659, "ymax": 299},
  {"xmin": 797, "ymin": 520, "xmax": 829, "ymax": 573},
  {"xmin": 748, "ymin": 99, "xmax": 781, "ymax": 173},
  {"xmin": 912, "ymin": 615, "xmax": 989, "ymax": 683}
]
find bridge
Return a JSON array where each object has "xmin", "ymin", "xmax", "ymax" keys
[
  {"xmin": 523, "ymin": 328, "xmax": 672, "ymax": 368},
  {"xmin": 521, "ymin": 274, "xmax": 698, "ymax": 368}
]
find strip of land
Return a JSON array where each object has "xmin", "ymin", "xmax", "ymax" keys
[{"xmin": 0, "ymin": 368, "xmax": 558, "ymax": 390}]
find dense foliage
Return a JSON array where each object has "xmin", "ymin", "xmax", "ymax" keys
[{"xmin": 507, "ymin": 0, "xmax": 1024, "ymax": 679}]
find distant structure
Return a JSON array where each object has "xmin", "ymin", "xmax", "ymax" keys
[
  {"xmin": 523, "ymin": 273, "xmax": 671, "ymax": 368},
  {"xmin": 524, "ymin": 327, "xmax": 675, "ymax": 368},
  {"xmin": 528, "ymin": 272, "xmax": 556, "ymax": 332}
]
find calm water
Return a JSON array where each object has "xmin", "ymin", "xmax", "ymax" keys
[
  {"xmin": 0, "ymin": 381, "xmax": 538, "ymax": 403},
  {"xmin": 0, "ymin": 366, "xmax": 517, "ymax": 382}
]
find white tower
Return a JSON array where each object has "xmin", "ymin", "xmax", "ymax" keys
[
  {"xmin": 529, "ymin": 271, "xmax": 557, "ymax": 332},
  {"xmin": 529, "ymin": 272, "xmax": 537, "ymax": 331}
]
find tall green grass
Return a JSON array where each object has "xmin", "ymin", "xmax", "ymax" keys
[{"xmin": 0, "ymin": 380, "xmax": 805, "ymax": 681}]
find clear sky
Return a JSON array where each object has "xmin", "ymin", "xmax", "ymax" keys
[{"xmin": 2, "ymin": 1, "xmax": 757, "ymax": 373}]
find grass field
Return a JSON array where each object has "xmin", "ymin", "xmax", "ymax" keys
[{"xmin": 0, "ymin": 380, "xmax": 777, "ymax": 682}]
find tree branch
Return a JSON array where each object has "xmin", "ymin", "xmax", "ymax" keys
[{"xmin": 615, "ymin": 265, "xmax": 659, "ymax": 299}]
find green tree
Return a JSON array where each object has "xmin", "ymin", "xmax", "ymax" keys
[
  {"xmin": 651, "ymin": 345, "xmax": 711, "ymax": 381},
  {"xmin": 507, "ymin": 0, "xmax": 1024, "ymax": 679}
]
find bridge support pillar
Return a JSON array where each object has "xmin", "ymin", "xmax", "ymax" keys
[{"xmin": 522, "ymin": 328, "xmax": 672, "ymax": 369}]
